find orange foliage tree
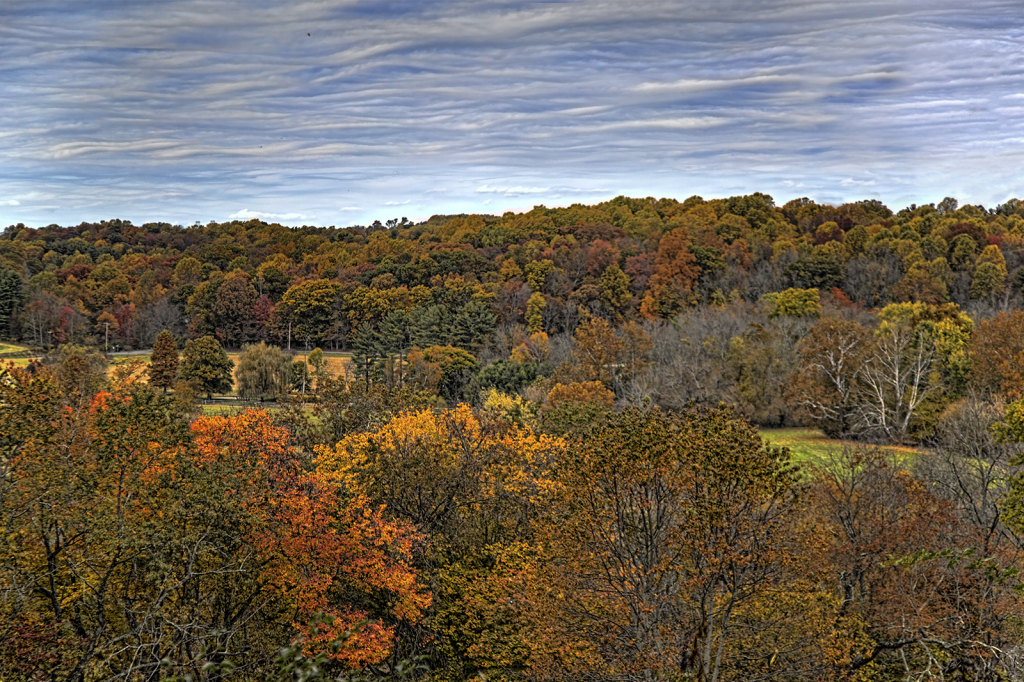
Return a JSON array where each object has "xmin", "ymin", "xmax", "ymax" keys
[
  {"xmin": 0, "ymin": 366, "xmax": 428, "ymax": 681},
  {"xmin": 316, "ymin": 405, "xmax": 564, "ymax": 680},
  {"xmin": 189, "ymin": 410, "xmax": 430, "ymax": 666}
]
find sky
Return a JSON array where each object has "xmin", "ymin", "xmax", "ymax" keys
[{"xmin": 2, "ymin": 0, "xmax": 1023, "ymax": 228}]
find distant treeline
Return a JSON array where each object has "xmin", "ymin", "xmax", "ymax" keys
[{"xmin": 4, "ymin": 193, "xmax": 1024, "ymax": 441}]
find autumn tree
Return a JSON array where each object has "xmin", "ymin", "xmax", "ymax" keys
[
  {"xmin": 530, "ymin": 406, "xmax": 798, "ymax": 682},
  {"xmin": 572, "ymin": 316, "xmax": 626, "ymax": 387},
  {"xmin": 640, "ymin": 227, "xmax": 701, "ymax": 319},
  {"xmin": 317, "ymin": 406, "xmax": 563, "ymax": 678},
  {"xmin": 147, "ymin": 328, "xmax": 179, "ymax": 392},
  {"xmin": 210, "ymin": 272, "xmax": 257, "ymax": 346},
  {"xmin": 809, "ymin": 447, "xmax": 1020, "ymax": 679},
  {"xmin": 406, "ymin": 344, "xmax": 478, "ymax": 404},
  {"xmin": 598, "ymin": 263, "xmax": 631, "ymax": 314},
  {"xmin": 526, "ymin": 291, "xmax": 545, "ymax": 334},
  {"xmin": 279, "ymin": 278, "xmax": 343, "ymax": 347},
  {"xmin": 0, "ymin": 371, "xmax": 430, "ymax": 681},
  {"xmin": 180, "ymin": 334, "xmax": 234, "ymax": 398},
  {"xmin": 760, "ymin": 287, "xmax": 822, "ymax": 318},
  {"xmin": 971, "ymin": 310, "xmax": 1024, "ymax": 400},
  {"xmin": 790, "ymin": 317, "xmax": 871, "ymax": 436},
  {"xmin": 192, "ymin": 410, "xmax": 430, "ymax": 667}
]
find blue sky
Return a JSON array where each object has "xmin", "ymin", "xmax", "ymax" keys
[{"xmin": 2, "ymin": 0, "xmax": 1023, "ymax": 227}]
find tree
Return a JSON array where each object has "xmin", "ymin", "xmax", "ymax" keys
[
  {"xmin": 809, "ymin": 447, "xmax": 1019, "ymax": 679},
  {"xmin": 598, "ymin": 264, "xmax": 631, "ymax": 313},
  {"xmin": 790, "ymin": 317, "xmax": 871, "ymax": 436},
  {"xmin": 191, "ymin": 410, "xmax": 430, "ymax": 667},
  {"xmin": 351, "ymin": 324, "xmax": 384, "ymax": 389},
  {"xmin": 640, "ymin": 228, "xmax": 700, "ymax": 319},
  {"xmin": 407, "ymin": 345, "xmax": 478, "ymax": 404},
  {"xmin": 530, "ymin": 406, "xmax": 797, "ymax": 682},
  {"xmin": 279, "ymin": 279, "xmax": 343, "ymax": 346},
  {"xmin": 525, "ymin": 292, "xmax": 545, "ymax": 334},
  {"xmin": 971, "ymin": 310, "xmax": 1024, "ymax": 400},
  {"xmin": 317, "ymin": 406, "xmax": 563, "ymax": 678},
  {"xmin": 572, "ymin": 317, "xmax": 626, "ymax": 387},
  {"xmin": 307, "ymin": 347, "xmax": 327, "ymax": 390},
  {"xmin": 234, "ymin": 341, "xmax": 291, "ymax": 401},
  {"xmin": 180, "ymin": 335, "xmax": 234, "ymax": 398},
  {"xmin": 855, "ymin": 321, "xmax": 933, "ymax": 442},
  {"xmin": 760, "ymin": 287, "xmax": 821, "ymax": 318},
  {"xmin": 0, "ymin": 265, "xmax": 25, "ymax": 338},
  {"xmin": 147, "ymin": 329, "xmax": 179, "ymax": 392},
  {"xmin": 210, "ymin": 272, "xmax": 257, "ymax": 346},
  {"xmin": 452, "ymin": 299, "xmax": 497, "ymax": 352},
  {"xmin": 0, "ymin": 370, "xmax": 430, "ymax": 681}
]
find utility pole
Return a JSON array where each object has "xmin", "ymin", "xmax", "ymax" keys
[
  {"xmin": 104, "ymin": 321, "xmax": 109, "ymax": 353},
  {"xmin": 287, "ymin": 321, "xmax": 291, "ymax": 351}
]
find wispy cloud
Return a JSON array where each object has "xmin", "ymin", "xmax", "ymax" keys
[
  {"xmin": 1, "ymin": 0, "xmax": 1023, "ymax": 226},
  {"xmin": 476, "ymin": 185, "xmax": 550, "ymax": 196}
]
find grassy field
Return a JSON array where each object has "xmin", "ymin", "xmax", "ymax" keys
[{"xmin": 759, "ymin": 427, "xmax": 924, "ymax": 469}]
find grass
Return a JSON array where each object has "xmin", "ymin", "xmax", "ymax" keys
[
  {"xmin": 0, "ymin": 342, "xmax": 30, "ymax": 355},
  {"xmin": 759, "ymin": 427, "xmax": 924, "ymax": 469}
]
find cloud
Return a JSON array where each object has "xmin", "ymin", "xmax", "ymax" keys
[
  {"xmin": 228, "ymin": 209, "xmax": 313, "ymax": 222},
  {"xmin": 2, "ymin": 200, "xmax": 19, "ymax": 206},
  {"xmin": 2, "ymin": 0, "xmax": 1024, "ymax": 225},
  {"xmin": 476, "ymin": 185, "xmax": 550, "ymax": 196}
]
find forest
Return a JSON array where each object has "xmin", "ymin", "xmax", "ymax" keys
[{"xmin": 5, "ymin": 192, "xmax": 1024, "ymax": 680}]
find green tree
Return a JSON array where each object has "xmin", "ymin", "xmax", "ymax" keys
[
  {"xmin": 351, "ymin": 324, "xmax": 384, "ymax": 389},
  {"xmin": 598, "ymin": 264, "xmax": 631, "ymax": 312},
  {"xmin": 180, "ymin": 335, "xmax": 234, "ymax": 398},
  {"xmin": 452, "ymin": 299, "xmax": 497, "ymax": 351},
  {"xmin": 307, "ymin": 347, "xmax": 327, "ymax": 391},
  {"xmin": 280, "ymin": 279, "xmax": 343, "ymax": 346},
  {"xmin": 234, "ymin": 341, "xmax": 292, "ymax": 401},
  {"xmin": 148, "ymin": 329, "xmax": 179, "ymax": 392},
  {"xmin": 0, "ymin": 266, "xmax": 25, "ymax": 338}
]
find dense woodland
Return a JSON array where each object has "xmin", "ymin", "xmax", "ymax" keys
[{"xmin": 7, "ymin": 194, "xmax": 1024, "ymax": 680}]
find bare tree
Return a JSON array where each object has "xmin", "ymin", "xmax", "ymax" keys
[
  {"xmin": 854, "ymin": 323, "xmax": 935, "ymax": 443},
  {"xmin": 917, "ymin": 394, "xmax": 1024, "ymax": 554}
]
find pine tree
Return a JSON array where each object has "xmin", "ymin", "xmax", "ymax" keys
[
  {"xmin": 0, "ymin": 266, "xmax": 25, "ymax": 339},
  {"xmin": 351, "ymin": 324, "xmax": 383, "ymax": 389},
  {"xmin": 148, "ymin": 329, "xmax": 179, "ymax": 393}
]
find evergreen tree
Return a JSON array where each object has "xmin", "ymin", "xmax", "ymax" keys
[
  {"xmin": 351, "ymin": 324, "xmax": 384, "ymax": 389},
  {"xmin": 409, "ymin": 305, "xmax": 448, "ymax": 348},
  {"xmin": 0, "ymin": 266, "xmax": 24, "ymax": 339},
  {"xmin": 379, "ymin": 310, "xmax": 411, "ymax": 385},
  {"xmin": 180, "ymin": 335, "xmax": 234, "ymax": 398},
  {"xmin": 452, "ymin": 299, "xmax": 497, "ymax": 351},
  {"xmin": 148, "ymin": 329, "xmax": 179, "ymax": 393}
]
